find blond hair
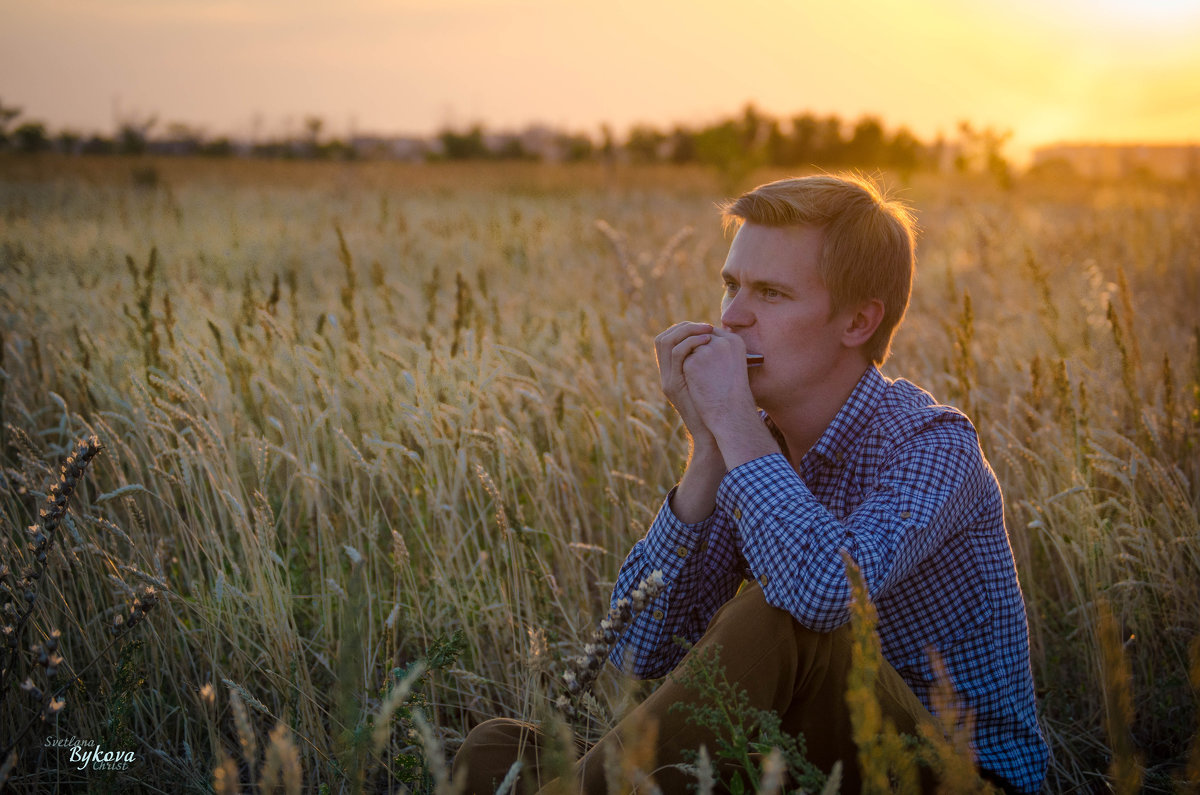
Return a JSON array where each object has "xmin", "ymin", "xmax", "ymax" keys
[{"xmin": 721, "ymin": 173, "xmax": 917, "ymax": 365}]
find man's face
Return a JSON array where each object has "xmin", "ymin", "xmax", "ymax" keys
[{"xmin": 719, "ymin": 223, "xmax": 856, "ymax": 411}]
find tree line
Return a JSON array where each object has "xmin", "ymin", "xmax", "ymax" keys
[{"xmin": 0, "ymin": 99, "xmax": 1011, "ymax": 177}]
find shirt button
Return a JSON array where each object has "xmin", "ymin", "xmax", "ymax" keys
[
  {"xmin": 675, "ymin": 545, "xmax": 688, "ymax": 558},
  {"xmin": 652, "ymin": 609, "xmax": 664, "ymax": 621},
  {"xmin": 900, "ymin": 511, "xmax": 912, "ymax": 519},
  {"xmin": 697, "ymin": 541, "xmax": 707, "ymax": 554},
  {"xmin": 733, "ymin": 508, "xmax": 742, "ymax": 520},
  {"xmin": 759, "ymin": 574, "xmax": 769, "ymax": 586}
]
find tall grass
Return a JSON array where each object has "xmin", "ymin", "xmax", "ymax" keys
[{"xmin": 1, "ymin": 156, "xmax": 1198, "ymax": 791}]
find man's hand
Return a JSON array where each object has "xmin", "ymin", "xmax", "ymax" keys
[
  {"xmin": 681, "ymin": 328, "xmax": 780, "ymax": 470},
  {"xmin": 679, "ymin": 328, "xmax": 756, "ymax": 426},
  {"xmin": 654, "ymin": 322, "xmax": 717, "ymax": 447},
  {"xmin": 655, "ymin": 322, "xmax": 726, "ymax": 522}
]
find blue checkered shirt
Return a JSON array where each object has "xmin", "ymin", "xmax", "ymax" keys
[{"xmin": 609, "ymin": 367, "xmax": 1049, "ymax": 793}]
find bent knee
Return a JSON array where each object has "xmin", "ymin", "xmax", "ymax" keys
[
  {"xmin": 701, "ymin": 584, "xmax": 858, "ymax": 668},
  {"xmin": 460, "ymin": 718, "xmax": 533, "ymax": 754},
  {"xmin": 709, "ymin": 583, "xmax": 843, "ymax": 636}
]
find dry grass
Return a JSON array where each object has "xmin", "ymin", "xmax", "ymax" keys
[{"xmin": 1, "ymin": 155, "xmax": 1198, "ymax": 792}]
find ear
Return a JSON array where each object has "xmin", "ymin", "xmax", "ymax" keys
[{"xmin": 841, "ymin": 298, "xmax": 885, "ymax": 349}]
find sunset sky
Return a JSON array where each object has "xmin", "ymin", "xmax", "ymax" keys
[{"xmin": 2, "ymin": 0, "xmax": 1199, "ymax": 160}]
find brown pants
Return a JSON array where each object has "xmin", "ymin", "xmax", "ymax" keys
[{"xmin": 452, "ymin": 584, "xmax": 936, "ymax": 794}]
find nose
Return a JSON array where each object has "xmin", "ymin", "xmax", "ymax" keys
[{"xmin": 720, "ymin": 290, "xmax": 753, "ymax": 330}]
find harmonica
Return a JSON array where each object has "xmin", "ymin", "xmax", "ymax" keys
[{"xmin": 746, "ymin": 354, "xmax": 764, "ymax": 368}]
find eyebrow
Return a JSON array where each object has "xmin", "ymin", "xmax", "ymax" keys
[{"xmin": 721, "ymin": 270, "xmax": 794, "ymax": 293}]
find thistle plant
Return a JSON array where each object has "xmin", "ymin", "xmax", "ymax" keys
[
  {"xmin": 0, "ymin": 433, "xmax": 160, "ymax": 791},
  {"xmin": 1, "ymin": 437, "xmax": 101, "ymax": 691},
  {"xmin": 0, "ymin": 436, "xmax": 102, "ymax": 759},
  {"xmin": 109, "ymin": 585, "xmax": 160, "ymax": 636},
  {"xmin": 556, "ymin": 570, "xmax": 665, "ymax": 725}
]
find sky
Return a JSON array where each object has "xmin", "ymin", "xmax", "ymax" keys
[{"xmin": 3, "ymin": 0, "xmax": 1199, "ymax": 160}]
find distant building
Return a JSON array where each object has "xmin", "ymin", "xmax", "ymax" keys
[{"xmin": 1032, "ymin": 143, "xmax": 1200, "ymax": 180}]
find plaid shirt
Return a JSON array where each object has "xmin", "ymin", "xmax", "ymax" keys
[{"xmin": 609, "ymin": 367, "xmax": 1049, "ymax": 793}]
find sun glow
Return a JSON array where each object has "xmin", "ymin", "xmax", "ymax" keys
[{"xmin": 0, "ymin": 0, "xmax": 1197, "ymax": 151}]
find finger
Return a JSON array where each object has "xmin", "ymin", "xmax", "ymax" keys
[
  {"xmin": 655, "ymin": 321, "xmax": 715, "ymax": 354},
  {"xmin": 662, "ymin": 336, "xmax": 711, "ymax": 393},
  {"xmin": 669, "ymin": 333, "xmax": 712, "ymax": 367},
  {"xmin": 656, "ymin": 324, "xmax": 714, "ymax": 372},
  {"xmin": 708, "ymin": 328, "xmax": 747, "ymax": 354}
]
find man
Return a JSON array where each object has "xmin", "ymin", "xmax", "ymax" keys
[{"xmin": 455, "ymin": 174, "xmax": 1049, "ymax": 793}]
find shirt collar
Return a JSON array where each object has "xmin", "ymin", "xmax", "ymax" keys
[{"xmin": 803, "ymin": 366, "xmax": 889, "ymax": 468}]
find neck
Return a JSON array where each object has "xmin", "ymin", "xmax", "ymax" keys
[{"xmin": 763, "ymin": 358, "xmax": 871, "ymax": 464}]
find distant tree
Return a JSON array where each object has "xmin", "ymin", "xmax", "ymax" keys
[
  {"xmin": 14, "ymin": 122, "xmax": 50, "ymax": 153},
  {"xmin": 117, "ymin": 112, "xmax": 158, "ymax": 155},
  {"xmin": 250, "ymin": 139, "xmax": 284, "ymax": 158},
  {"xmin": 599, "ymin": 123, "xmax": 616, "ymax": 163},
  {"xmin": 438, "ymin": 125, "xmax": 488, "ymax": 159},
  {"xmin": 0, "ymin": 98, "xmax": 22, "ymax": 149},
  {"xmin": 304, "ymin": 115, "xmax": 323, "ymax": 157},
  {"xmin": 201, "ymin": 137, "xmax": 234, "ymax": 157},
  {"xmin": 738, "ymin": 103, "xmax": 766, "ymax": 150},
  {"xmin": 886, "ymin": 126, "xmax": 922, "ymax": 174},
  {"xmin": 955, "ymin": 121, "xmax": 1013, "ymax": 187},
  {"xmin": 626, "ymin": 124, "xmax": 666, "ymax": 163},
  {"xmin": 55, "ymin": 130, "xmax": 82, "ymax": 155},
  {"xmin": 693, "ymin": 120, "xmax": 742, "ymax": 168},
  {"xmin": 82, "ymin": 135, "xmax": 116, "ymax": 155},
  {"xmin": 693, "ymin": 116, "xmax": 765, "ymax": 190},
  {"xmin": 557, "ymin": 132, "xmax": 594, "ymax": 162},
  {"xmin": 668, "ymin": 125, "xmax": 696, "ymax": 164},
  {"xmin": 318, "ymin": 138, "xmax": 356, "ymax": 160},
  {"xmin": 789, "ymin": 113, "xmax": 821, "ymax": 166},
  {"xmin": 765, "ymin": 119, "xmax": 790, "ymax": 166},
  {"xmin": 162, "ymin": 122, "xmax": 205, "ymax": 155},
  {"xmin": 984, "ymin": 131, "xmax": 1013, "ymax": 188},
  {"xmin": 846, "ymin": 116, "xmax": 886, "ymax": 166},
  {"xmin": 494, "ymin": 136, "xmax": 530, "ymax": 160},
  {"xmin": 816, "ymin": 116, "xmax": 846, "ymax": 165},
  {"xmin": 928, "ymin": 133, "xmax": 949, "ymax": 172}
]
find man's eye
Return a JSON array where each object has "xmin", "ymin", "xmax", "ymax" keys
[
  {"xmin": 723, "ymin": 282, "xmax": 738, "ymax": 295},
  {"xmin": 763, "ymin": 288, "xmax": 781, "ymax": 299}
]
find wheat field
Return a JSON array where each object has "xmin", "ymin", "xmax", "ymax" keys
[{"xmin": 1, "ymin": 156, "xmax": 1198, "ymax": 793}]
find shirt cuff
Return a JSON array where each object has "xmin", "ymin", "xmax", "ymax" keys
[{"xmin": 641, "ymin": 487, "xmax": 715, "ymax": 579}]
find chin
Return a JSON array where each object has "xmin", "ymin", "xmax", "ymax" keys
[{"xmin": 747, "ymin": 379, "xmax": 768, "ymax": 407}]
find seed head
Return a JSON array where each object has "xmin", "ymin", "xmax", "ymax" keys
[{"xmin": 558, "ymin": 570, "xmax": 670, "ymax": 723}]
